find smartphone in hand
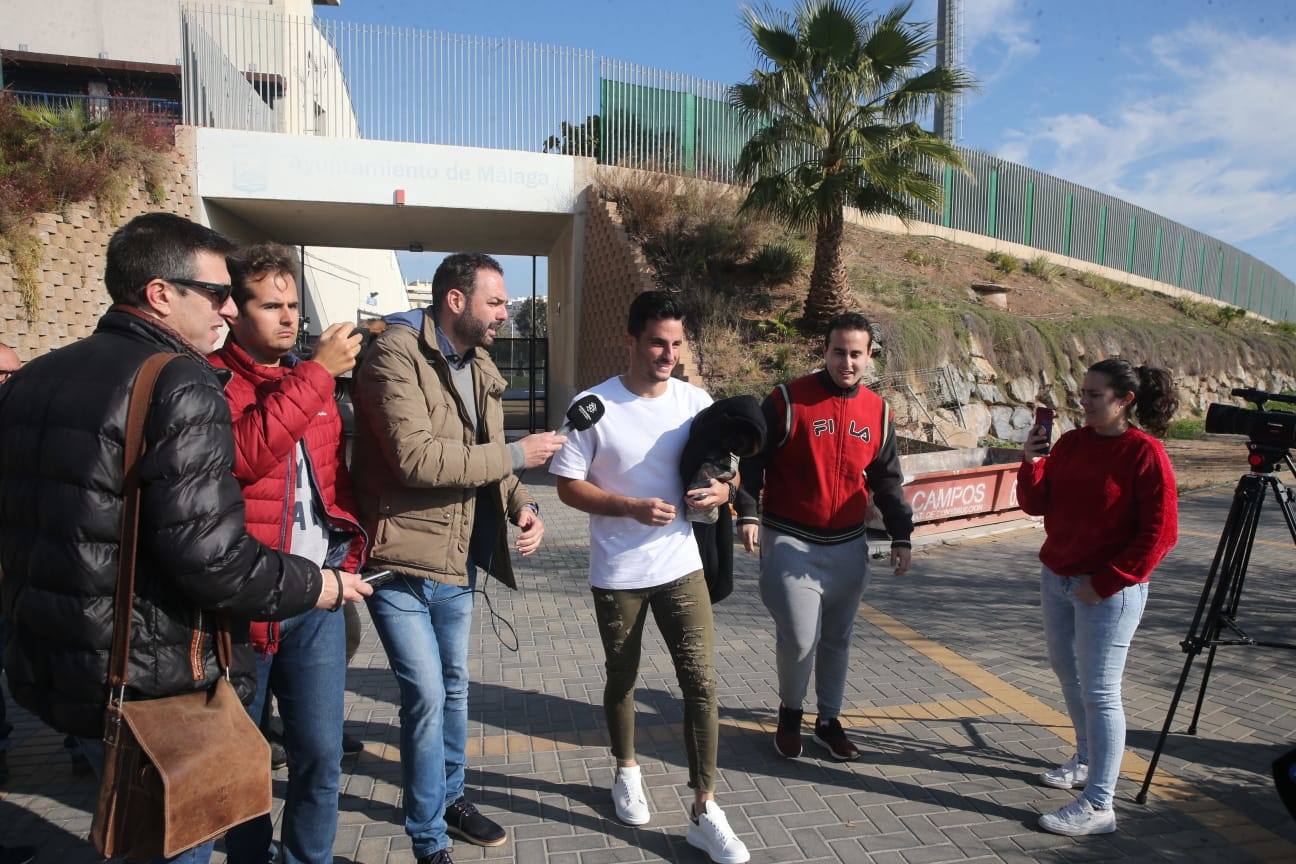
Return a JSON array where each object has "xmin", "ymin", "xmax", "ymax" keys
[
  {"xmin": 362, "ymin": 569, "xmax": 395, "ymax": 589},
  {"xmin": 1034, "ymin": 407, "xmax": 1055, "ymax": 455}
]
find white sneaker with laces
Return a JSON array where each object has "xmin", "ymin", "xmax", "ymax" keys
[
  {"xmin": 611, "ymin": 766, "xmax": 650, "ymax": 826},
  {"xmin": 686, "ymin": 801, "xmax": 751, "ymax": 864},
  {"xmin": 1038, "ymin": 796, "xmax": 1116, "ymax": 836},
  {"xmin": 1039, "ymin": 754, "xmax": 1088, "ymax": 790}
]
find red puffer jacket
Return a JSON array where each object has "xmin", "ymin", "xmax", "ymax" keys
[{"xmin": 211, "ymin": 339, "xmax": 366, "ymax": 653}]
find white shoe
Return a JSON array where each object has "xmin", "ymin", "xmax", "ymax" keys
[
  {"xmin": 686, "ymin": 801, "xmax": 751, "ymax": 864},
  {"xmin": 1039, "ymin": 754, "xmax": 1088, "ymax": 790},
  {"xmin": 1038, "ymin": 796, "xmax": 1116, "ymax": 836},
  {"xmin": 611, "ymin": 766, "xmax": 650, "ymax": 826}
]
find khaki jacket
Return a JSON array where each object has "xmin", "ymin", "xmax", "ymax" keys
[{"xmin": 351, "ymin": 313, "xmax": 534, "ymax": 588}]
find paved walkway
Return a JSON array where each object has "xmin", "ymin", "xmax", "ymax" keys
[{"xmin": 2, "ymin": 475, "xmax": 1295, "ymax": 863}]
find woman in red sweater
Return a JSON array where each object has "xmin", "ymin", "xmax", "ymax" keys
[{"xmin": 1017, "ymin": 358, "xmax": 1179, "ymax": 837}]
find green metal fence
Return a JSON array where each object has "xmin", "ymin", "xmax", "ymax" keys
[
  {"xmin": 597, "ymin": 69, "xmax": 1295, "ymax": 322},
  {"xmin": 180, "ymin": 5, "xmax": 1293, "ymax": 321}
]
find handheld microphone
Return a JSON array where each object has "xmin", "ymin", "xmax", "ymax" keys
[{"xmin": 557, "ymin": 394, "xmax": 605, "ymax": 436}]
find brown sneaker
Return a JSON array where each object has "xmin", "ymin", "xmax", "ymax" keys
[
  {"xmin": 812, "ymin": 717, "xmax": 859, "ymax": 761},
  {"xmin": 774, "ymin": 705, "xmax": 803, "ymax": 758}
]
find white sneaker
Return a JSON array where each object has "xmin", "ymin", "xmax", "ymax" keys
[
  {"xmin": 1038, "ymin": 796, "xmax": 1116, "ymax": 836},
  {"xmin": 1039, "ymin": 754, "xmax": 1088, "ymax": 790},
  {"xmin": 611, "ymin": 766, "xmax": 650, "ymax": 826},
  {"xmin": 686, "ymin": 801, "xmax": 751, "ymax": 864}
]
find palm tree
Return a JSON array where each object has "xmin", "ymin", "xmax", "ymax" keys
[{"xmin": 731, "ymin": 0, "xmax": 974, "ymax": 329}]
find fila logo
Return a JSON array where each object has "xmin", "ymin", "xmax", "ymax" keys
[{"xmin": 811, "ymin": 418, "xmax": 871, "ymax": 441}]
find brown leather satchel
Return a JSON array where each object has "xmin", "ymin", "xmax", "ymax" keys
[{"xmin": 90, "ymin": 352, "xmax": 272, "ymax": 860}]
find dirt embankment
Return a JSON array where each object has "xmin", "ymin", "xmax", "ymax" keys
[{"xmin": 1165, "ymin": 436, "xmax": 1261, "ymax": 493}]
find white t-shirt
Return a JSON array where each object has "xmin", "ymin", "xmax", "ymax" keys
[
  {"xmin": 550, "ymin": 376, "xmax": 713, "ymax": 590},
  {"xmin": 290, "ymin": 441, "xmax": 330, "ymax": 568}
]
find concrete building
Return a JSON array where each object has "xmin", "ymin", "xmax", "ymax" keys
[{"xmin": 1, "ymin": 0, "xmax": 410, "ymax": 331}]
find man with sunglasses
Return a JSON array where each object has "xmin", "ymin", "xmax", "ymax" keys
[{"xmin": 0, "ymin": 213, "xmax": 371, "ymax": 864}]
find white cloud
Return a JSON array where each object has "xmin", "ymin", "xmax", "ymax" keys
[
  {"xmin": 995, "ymin": 23, "xmax": 1296, "ymax": 264},
  {"xmin": 961, "ymin": 0, "xmax": 1040, "ymax": 84}
]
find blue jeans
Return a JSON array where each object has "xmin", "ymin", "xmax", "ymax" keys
[
  {"xmin": 1040, "ymin": 566, "xmax": 1148, "ymax": 809},
  {"xmin": 366, "ymin": 573, "xmax": 474, "ymax": 858},
  {"xmin": 225, "ymin": 607, "xmax": 346, "ymax": 864},
  {"xmin": 78, "ymin": 737, "xmax": 215, "ymax": 864}
]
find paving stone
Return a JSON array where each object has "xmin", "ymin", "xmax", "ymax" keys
[{"xmin": 0, "ymin": 482, "xmax": 1288, "ymax": 862}]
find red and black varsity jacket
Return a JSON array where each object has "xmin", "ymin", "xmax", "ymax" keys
[{"xmin": 737, "ymin": 371, "xmax": 913, "ymax": 546}]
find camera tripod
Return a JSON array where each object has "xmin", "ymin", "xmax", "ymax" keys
[{"xmin": 1136, "ymin": 444, "xmax": 1296, "ymax": 803}]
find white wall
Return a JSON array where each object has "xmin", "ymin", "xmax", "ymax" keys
[
  {"xmin": 0, "ymin": 0, "xmax": 316, "ymax": 65},
  {"xmin": 195, "ymin": 129, "xmax": 580, "ymax": 214},
  {"xmin": 302, "ymin": 247, "xmax": 410, "ymax": 333}
]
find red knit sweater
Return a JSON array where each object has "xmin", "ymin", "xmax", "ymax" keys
[{"xmin": 1016, "ymin": 425, "xmax": 1178, "ymax": 597}]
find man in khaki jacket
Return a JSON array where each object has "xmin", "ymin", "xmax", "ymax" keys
[{"xmin": 352, "ymin": 253, "xmax": 564, "ymax": 864}]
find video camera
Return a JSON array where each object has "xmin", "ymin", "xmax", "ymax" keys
[{"xmin": 1205, "ymin": 388, "xmax": 1296, "ymax": 451}]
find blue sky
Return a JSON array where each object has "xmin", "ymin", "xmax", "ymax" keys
[{"xmin": 333, "ymin": 1, "xmax": 1296, "ymax": 288}]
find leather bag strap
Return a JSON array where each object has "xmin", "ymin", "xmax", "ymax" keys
[{"xmin": 105, "ymin": 353, "xmax": 182, "ymax": 701}]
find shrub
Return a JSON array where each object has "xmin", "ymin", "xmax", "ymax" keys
[
  {"xmin": 903, "ymin": 248, "xmax": 932, "ymax": 267},
  {"xmin": 985, "ymin": 251, "xmax": 1019, "ymax": 275},
  {"xmin": 751, "ymin": 242, "xmax": 805, "ymax": 284},
  {"xmin": 1024, "ymin": 254, "xmax": 1063, "ymax": 282},
  {"xmin": 0, "ymin": 93, "xmax": 171, "ymax": 320}
]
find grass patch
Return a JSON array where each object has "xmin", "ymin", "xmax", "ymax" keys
[
  {"xmin": 1078, "ymin": 271, "xmax": 1140, "ymax": 301},
  {"xmin": 985, "ymin": 251, "xmax": 1019, "ymax": 275},
  {"xmin": 1166, "ymin": 418, "xmax": 1207, "ymax": 440},
  {"xmin": 1024, "ymin": 254, "xmax": 1063, "ymax": 282},
  {"xmin": 902, "ymin": 246, "xmax": 933, "ymax": 266},
  {"xmin": 1171, "ymin": 296, "xmax": 1247, "ymax": 328}
]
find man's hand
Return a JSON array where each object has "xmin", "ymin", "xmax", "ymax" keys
[
  {"xmin": 686, "ymin": 478, "xmax": 729, "ymax": 511},
  {"xmin": 739, "ymin": 523, "xmax": 759, "ymax": 553},
  {"xmin": 515, "ymin": 508, "xmax": 545, "ymax": 556},
  {"xmin": 1075, "ymin": 575, "xmax": 1102, "ymax": 605},
  {"xmin": 312, "ymin": 323, "xmax": 364, "ymax": 377},
  {"xmin": 517, "ymin": 431, "xmax": 567, "ymax": 469},
  {"xmin": 891, "ymin": 546, "xmax": 912, "ymax": 577},
  {"xmin": 1023, "ymin": 424, "xmax": 1051, "ymax": 462},
  {"xmin": 628, "ymin": 497, "xmax": 676, "ymax": 526},
  {"xmin": 314, "ymin": 569, "xmax": 373, "ymax": 610}
]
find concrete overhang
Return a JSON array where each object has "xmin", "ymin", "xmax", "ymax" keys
[
  {"xmin": 195, "ymin": 129, "xmax": 582, "ymax": 218},
  {"xmin": 204, "ymin": 197, "xmax": 572, "ymax": 254}
]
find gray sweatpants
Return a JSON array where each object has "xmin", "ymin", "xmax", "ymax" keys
[{"xmin": 758, "ymin": 526, "xmax": 871, "ymax": 719}]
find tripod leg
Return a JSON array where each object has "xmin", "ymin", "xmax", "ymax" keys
[
  {"xmin": 1137, "ymin": 476, "xmax": 1259, "ymax": 804},
  {"xmin": 1187, "ymin": 490, "xmax": 1262, "ymax": 735},
  {"xmin": 1185, "ymin": 643, "xmax": 1218, "ymax": 736},
  {"xmin": 1136, "ymin": 646, "xmax": 1201, "ymax": 804}
]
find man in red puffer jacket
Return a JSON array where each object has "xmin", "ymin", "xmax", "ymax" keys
[{"xmin": 211, "ymin": 243, "xmax": 366, "ymax": 864}]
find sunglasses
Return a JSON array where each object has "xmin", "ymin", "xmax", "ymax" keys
[{"xmin": 164, "ymin": 277, "xmax": 233, "ymax": 305}]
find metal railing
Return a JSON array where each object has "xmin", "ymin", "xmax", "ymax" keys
[
  {"xmin": 182, "ymin": 3, "xmax": 596, "ymax": 148},
  {"xmin": 179, "ymin": 3, "xmax": 1295, "ymax": 320},
  {"xmin": 8, "ymin": 90, "xmax": 181, "ymax": 120}
]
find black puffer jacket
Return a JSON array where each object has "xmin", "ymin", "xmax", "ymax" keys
[
  {"xmin": 679, "ymin": 396, "xmax": 767, "ymax": 603},
  {"xmin": 0, "ymin": 307, "xmax": 323, "ymax": 738}
]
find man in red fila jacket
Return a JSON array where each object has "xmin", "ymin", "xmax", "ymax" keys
[
  {"xmin": 737, "ymin": 312, "xmax": 913, "ymax": 762},
  {"xmin": 211, "ymin": 243, "xmax": 368, "ymax": 864}
]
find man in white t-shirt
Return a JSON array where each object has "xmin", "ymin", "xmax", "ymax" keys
[{"xmin": 550, "ymin": 291, "xmax": 750, "ymax": 864}]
